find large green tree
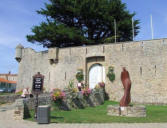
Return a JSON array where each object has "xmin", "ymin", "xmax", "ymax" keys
[{"xmin": 27, "ymin": 0, "xmax": 140, "ymax": 48}]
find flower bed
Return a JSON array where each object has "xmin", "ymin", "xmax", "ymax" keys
[
  {"xmin": 51, "ymin": 88, "xmax": 65, "ymax": 101},
  {"xmin": 14, "ymin": 86, "xmax": 106, "ymax": 114}
]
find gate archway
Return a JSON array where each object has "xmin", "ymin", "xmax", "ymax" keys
[{"xmin": 89, "ymin": 64, "xmax": 105, "ymax": 89}]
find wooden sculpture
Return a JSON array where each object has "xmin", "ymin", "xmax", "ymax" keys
[{"xmin": 120, "ymin": 67, "xmax": 131, "ymax": 107}]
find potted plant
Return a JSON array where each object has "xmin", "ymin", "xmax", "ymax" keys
[
  {"xmin": 51, "ymin": 88, "xmax": 66, "ymax": 109},
  {"xmin": 107, "ymin": 66, "xmax": 115, "ymax": 82},
  {"xmin": 76, "ymin": 69, "xmax": 84, "ymax": 91}
]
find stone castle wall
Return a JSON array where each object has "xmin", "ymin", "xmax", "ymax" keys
[{"xmin": 16, "ymin": 38, "xmax": 167, "ymax": 104}]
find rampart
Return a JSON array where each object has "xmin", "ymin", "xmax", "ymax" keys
[{"xmin": 16, "ymin": 38, "xmax": 167, "ymax": 104}]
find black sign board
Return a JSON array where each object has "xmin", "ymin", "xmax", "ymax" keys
[{"xmin": 32, "ymin": 72, "xmax": 44, "ymax": 94}]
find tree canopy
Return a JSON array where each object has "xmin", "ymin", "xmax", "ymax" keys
[{"xmin": 27, "ymin": 0, "xmax": 140, "ymax": 48}]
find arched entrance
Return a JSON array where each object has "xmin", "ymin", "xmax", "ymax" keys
[{"xmin": 89, "ymin": 64, "xmax": 105, "ymax": 89}]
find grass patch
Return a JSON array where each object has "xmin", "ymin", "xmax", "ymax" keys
[
  {"xmin": 26, "ymin": 101, "xmax": 167, "ymax": 123},
  {"xmin": 0, "ymin": 93, "xmax": 15, "ymax": 96}
]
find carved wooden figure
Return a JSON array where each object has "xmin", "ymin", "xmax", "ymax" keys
[{"xmin": 120, "ymin": 67, "xmax": 131, "ymax": 107}]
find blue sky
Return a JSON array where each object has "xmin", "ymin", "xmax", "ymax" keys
[{"xmin": 0, "ymin": 0, "xmax": 167, "ymax": 74}]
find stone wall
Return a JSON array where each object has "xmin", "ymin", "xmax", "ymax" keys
[
  {"xmin": 16, "ymin": 38, "xmax": 167, "ymax": 104},
  {"xmin": 21, "ymin": 95, "xmax": 52, "ymax": 110},
  {"xmin": 0, "ymin": 94, "xmax": 20, "ymax": 103}
]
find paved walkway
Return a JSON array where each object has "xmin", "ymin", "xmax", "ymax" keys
[{"xmin": 0, "ymin": 104, "xmax": 167, "ymax": 128}]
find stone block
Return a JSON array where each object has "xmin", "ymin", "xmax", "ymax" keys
[
  {"xmin": 126, "ymin": 105, "xmax": 146, "ymax": 117},
  {"xmin": 107, "ymin": 105, "xmax": 120, "ymax": 116},
  {"xmin": 107, "ymin": 105, "xmax": 146, "ymax": 117},
  {"xmin": 120, "ymin": 107, "xmax": 128, "ymax": 116},
  {"xmin": 13, "ymin": 99, "xmax": 24, "ymax": 120}
]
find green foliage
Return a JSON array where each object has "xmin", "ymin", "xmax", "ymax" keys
[
  {"xmin": 27, "ymin": 0, "xmax": 140, "ymax": 48},
  {"xmin": 27, "ymin": 22, "xmax": 87, "ymax": 47},
  {"xmin": 68, "ymin": 80, "xmax": 74, "ymax": 89},
  {"xmin": 76, "ymin": 69, "xmax": 84, "ymax": 82},
  {"xmin": 64, "ymin": 80, "xmax": 78, "ymax": 95},
  {"xmin": 107, "ymin": 66, "xmax": 115, "ymax": 82},
  {"xmin": 103, "ymin": 35, "xmax": 120, "ymax": 43},
  {"xmin": 0, "ymin": 93, "xmax": 14, "ymax": 96},
  {"xmin": 15, "ymin": 90, "xmax": 23, "ymax": 95}
]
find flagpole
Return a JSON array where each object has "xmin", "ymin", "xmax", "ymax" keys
[
  {"xmin": 150, "ymin": 14, "xmax": 154, "ymax": 39},
  {"xmin": 132, "ymin": 17, "xmax": 135, "ymax": 41},
  {"xmin": 114, "ymin": 19, "xmax": 117, "ymax": 43}
]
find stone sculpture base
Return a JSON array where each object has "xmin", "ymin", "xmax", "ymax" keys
[{"xmin": 107, "ymin": 105, "xmax": 146, "ymax": 117}]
